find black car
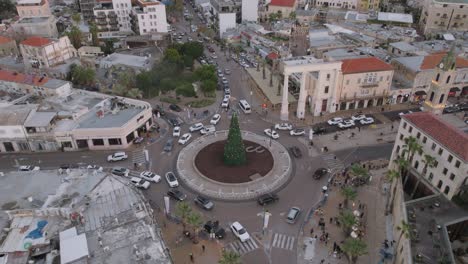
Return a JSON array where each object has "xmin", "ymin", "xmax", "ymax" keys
[
  {"xmin": 194, "ymin": 196, "xmax": 214, "ymax": 210},
  {"xmin": 459, "ymin": 103, "xmax": 468, "ymax": 111},
  {"xmin": 203, "ymin": 220, "xmax": 225, "ymax": 239},
  {"xmin": 443, "ymin": 106, "xmax": 460, "ymax": 114},
  {"xmin": 257, "ymin": 193, "xmax": 279, "ymax": 206},
  {"xmin": 313, "ymin": 168, "xmax": 329, "ymax": 180},
  {"xmin": 163, "ymin": 139, "xmax": 173, "ymax": 152},
  {"xmin": 313, "ymin": 127, "xmax": 326, "ymax": 135},
  {"xmin": 153, "ymin": 105, "xmax": 166, "ymax": 116},
  {"xmin": 111, "ymin": 167, "xmax": 129, "ymax": 177},
  {"xmin": 168, "ymin": 118, "xmax": 180, "ymax": 127},
  {"xmin": 289, "ymin": 146, "xmax": 302, "ymax": 158},
  {"xmin": 59, "ymin": 164, "xmax": 79, "ymax": 170},
  {"xmin": 169, "ymin": 104, "xmax": 182, "ymax": 112},
  {"xmin": 167, "ymin": 189, "xmax": 187, "ymax": 201}
]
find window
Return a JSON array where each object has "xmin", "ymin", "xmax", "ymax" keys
[
  {"xmin": 346, "ymin": 80, "xmax": 350, "ymax": 85},
  {"xmin": 437, "ymin": 180, "xmax": 443, "ymax": 189},
  {"xmin": 433, "ymin": 161, "xmax": 438, "ymax": 168},
  {"xmin": 386, "ymin": 76, "xmax": 390, "ymax": 81},
  {"xmin": 449, "ymin": 173, "xmax": 455, "ymax": 181},
  {"xmin": 436, "ymin": 13, "xmax": 440, "ymax": 16},
  {"xmin": 357, "ymin": 78, "xmax": 361, "ymax": 84},
  {"xmin": 438, "ymin": 148, "xmax": 443, "ymax": 155},
  {"xmin": 455, "ymin": 160, "xmax": 461, "ymax": 168},
  {"xmin": 364, "ymin": 73, "xmax": 377, "ymax": 83},
  {"xmin": 108, "ymin": 138, "xmax": 122, "ymax": 145},
  {"xmin": 448, "ymin": 155, "xmax": 453, "ymax": 163},
  {"xmin": 92, "ymin": 139, "xmax": 104, "ymax": 146},
  {"xmin": 409, "ymin": 126, "xmax": 413, "ymax": 133},
  {"xmin": 443, "ymin": 186, "xmax": 450, "ymax": 195},
  {"xmin": 428, "ymin": 173, "xmax": 434, "ymax": 181},
  {"xmin": 379, "ymin": 76, "xmax": 383, "ymax": 82},
  {"xmin": 326, "ymin": 74, "xmax": 330, "ymax": 80},
  {"xmin": 403, "ymin": 122, "xmax": 407, "ymax": 129},
  {"xmin": 439, "ymin": 94, "xmax": 445, "ymax": 104},
  {"xmin": 431, "ymin": 143, "xmax": 436, "ymax": 150},
  {"xmin": 62, "ymin": 141, "xmax": 72, "ymax": 148},
  {"xmin": 324, "ymin": 86, "xmax": 329, "ymax": 93},
  {"xmin": 416, "ymin": 132, "xmax": 420, "ymax": 139},
  {"xmin": 442, "ymin": 168, "xmax": 448, "ymax": 175},
  {"xmin": 396, "ymin": 145, "xmax": 400, "ymax": 155},
  {"xmin": 430, "ymin": 91, "xmax": 435, "ymax": 102},
  {"xmin": 399, "ymin": 134, "xmax": 404, "ymax": 140},
  {"xmin": 414, "ymin": 161, "xmax": 419, "ymax": 170},
  {"xmin": 422, "ymin": 136, "xmax": 427, "ymax": 143}
]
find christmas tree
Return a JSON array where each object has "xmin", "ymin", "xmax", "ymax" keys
[{"xmin": 223, "ymin": 113, "xmax": 247, "ymax": 166}]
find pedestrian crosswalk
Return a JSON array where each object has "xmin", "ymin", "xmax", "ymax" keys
[
  {"xmin": 132, "ymin": 149, "xmax": 146, "ymax": 165},
  {"xmin": 271, "ymin": 233, "xmax": 296, "ymax": 251},
  {"xmin": 226, "ymin": 238, "xmax": 259, "ymax": 255},
  {"xmin": 321, "ymin": 153, "xmax": 345, "ymax": 174}
]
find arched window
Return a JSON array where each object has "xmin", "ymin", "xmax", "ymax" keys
[
  {"xmin": 439, "ymin": 94, "xmax": 445, "ymax": 104},
  {"xmin": 429, "ymin": 92, "xmax": 435, "ymax": 102},
  {"xmin": 444, "ymin": 186, "xmax": 450, "ymax": 195},
  {"xmin": 446, "ymin": 75, "xmax": 451, "ymax": 84},
  {"xmin": 435, "ymin": 73, "xmax": 440, "ymax": 82},
  {"xmin": 414, "ymin": 160, "xmax": 419, "ymax": 170}
]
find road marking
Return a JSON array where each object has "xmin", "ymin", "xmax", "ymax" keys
[
  {"xmin": 271, "ymin": 233, "xmax": 296, "ymax": 251},
  {"xmin": 226, "ymin": 239, "xmax": 259, "ymax": 255}
]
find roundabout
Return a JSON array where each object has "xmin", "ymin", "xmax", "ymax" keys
[{"xmin": 176, "ymin": 130, "xmax": 293, "ymax": 201}]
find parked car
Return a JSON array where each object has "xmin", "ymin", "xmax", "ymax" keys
[
  {"xmin": 204, "ymin": 221, "xmax": 225, "ymax": 239},
  {"xmin": 189, "ymin": 123, "xmax": 204, "ymax": 132},
  {"xmin": 360, "ymin": 117, "xmax": 374, "ymax": 125},
  {"xmin": 168, "ymin": 118, "xmax": 180, "ymax": 127},
  {"xmin": 194, "ymin": 196, "xmax": 214, "ymax": 210},
  {"xmin": 111, "ymin": 167, "xmax": 129, "ymax": 177},
  {"xmin": 286, "ymin": 207, "xmax": 301, "ymax": 224},
  {"xmin": 221, "ymin": 98, "xmax": 229, "ymax": 108},
  {"xmin": 130, "ymin": 177, "xmax": 151, "ymax": 189},
  {"xmin": 289, "ymin": 146, "xmax": 302, "ymax": 158},
  {"xmin": 313, "ymin": 127, "xmax": 327, "ymax": 135},
  {"xmin": 173, "ymin": 126, "xmax": 181, "ymax": 137},
  {"xmin": 257, "ymin": 193, "xmax": 279, "ymax": 206},
  {"xmin": 210, "ymin": 114, "xmax": 221, "ymax": 125},
  {"xmin": 338, "ymin": 120, "xmax": 355, "ymax": 129},
  {"xmin": 133, "ymin": 137, "xmax": 144, "ymax": 144},
  {"xmin": 264, "ymin": 128, "xmax": 279, "ymax": 139},
  {"xmin": 443, "ymin": 106, "xmax": 460, "ymax": 113},
  {"xmin": 140, "ymin": 171, "xmax": 161, "ymax": 182},
  {"xmin": 275, "ymin": 123, "xmax": 293, "ymax": 130},
  {"xmin": 59, "ymin": 164, "xmax": 78, "ymax": 170},
  {"xmin": 398, "ymin": 110, "xmax": 413, "ymax": 116},
  {"xmin": 351, "ymin": 114, "xmax": 366, "ymax": 121},
  {"xmin": 165, "ymin": 171, "xmax": 179, "ymax": 187},
  {"xmin": 163, "ymin": 139, "xmax": 174, "ymax": 152},
  {"xmin": 200, "ymin": 125, "xmax": 216, "ymax": 135},
  {"xmin": 327, "ymin": 117, "xmax": 343, "ymax": 125},
  {"xmin": 313, "ymin": 168, "xmax": 329, "ymax": 179},
  {"xmin": 290, "ymin": 128, "xmax": 305, "ymax": 136},
  {"xmin": 178, "ymin": 133, "xmax": 192, "ymax": 145},
  {"xmin": 18, "ymin": 165, "xmax": 40, "ymax": 171},
  {"xmin": 225, "ymin": 69, "xmax": 231, "ymax": 75},
  {"xmin": 169, "ymin": 104, "xmax": 182, "ymax": 112},
  {"xmin": 107, "ymin": 152, "xmax": 128, "ymax": 162},
  {"xmin": 230, "ymin": 222, "xmax": 250, "ymax": 242},
  {"xmin": 167, "ymin": 189, "xmax": 186, "ymax": 201}
]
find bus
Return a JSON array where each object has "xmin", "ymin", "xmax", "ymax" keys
[{"xmin": 238, "ymin": 99, "xmax": 251, "ymax": 114}]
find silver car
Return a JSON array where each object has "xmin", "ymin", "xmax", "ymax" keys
[
  {"xmin": 286, "ymin": 207, "xmax": 301, "ymax": 224},
  {"xmin": 163, "ymin": 139, "xmax": 173, "ymax": 152}
]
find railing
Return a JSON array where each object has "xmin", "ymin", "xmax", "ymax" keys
[{"xmin": 360, "ymin": 83, "xmax": 379, "ymax": 88}]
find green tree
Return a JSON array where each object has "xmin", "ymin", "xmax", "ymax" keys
[
  {"xmin": 71, "ymin": 13, "xmax": 81, "ymax": 24},
  {"xmin": 175, "ymin": 83, "xmax": 196, "ymax": 97},
  {"xmin": 341, "ymin": 238, "xmax": 368, "ymax": 264},
  {"xmin": 102, "ymin": 39, "xmax": 115, "ymax": 55},
  {"xmin": 0, "ymin": 0, "xmax": 16, "ymax": 19},
  {"xmin": 218, "ymin": 250, "xmax": 241, "ymax": 264},
  {"xmin": 175, "ymin": 201, "xmax": 192, "ymax": 232},
  {"xmin": 223, "ymin": 113, "xmax": 247, "ymax": 166},
  {"xmin": 71, "ymin": 65, "xmax": 96, "ymax": 86},
  {"xmin": 194, "ymin": 65, "xmax": 217, "ymax": 82},
  {"xmin": 118, "ymin": 71, "xmax": 135, "ymax": 89},
  {"xmin": 182, "ymin": 41, "xmax": 204, "ymax": 59},
  {"xmin": 402, "ymin": 136, "xmax": 423, "ymax": 164},
  {"xmin": 186, "ymin": 211, "xmax": 203, "ymax": 240},
  {"xmin": 136, "ymin": 71, "xmax": 156, "ymax": 97},
  {"xmin": 349, "ymin": 163, "xmax": 369, "ymax": 181},
  {"xmin": 183, "ymin": 55, "xmax": 194, "ymax": 68},
  {"xmin": 396, "ymin": 220, "xmax": 411, "ymax": 247},
  {"xmin": 338, "ymin": 210, "xmax": 357, "ymax": 235},
  {"xmin": 127, "ymin": 88, "xmax": 142, "ymax": 98},
  {"xmin": 164, "ymin": 48, "xmax": 183, "ymax": 64},
  {"xmin": 201, "ymin": 79, "xmax": 216, "ymax": 94},
  {"xmin": 112, "ymin": 84, "xmax": 127, "ymax": 96},
  {"xmin": 340, "ymin": 186, "xmax": 357, "ymax": 208},
  {"xmin": 411, "ymin": 154, "xmax": 436, "ymax": 198},
  {"xmin": 289, "ymin": 11, "xmax": 296, "ymax": 20},
  {"xmin": 385, "ymin": 169, "xmax": 401, "ymax": 215},
  {"xmin": 89, "ymin": 22, "xmax": 99, "ymax": 46},
  {"xmin": 66, "ymin": 26, "xmax": 83, "ymax": 49}
]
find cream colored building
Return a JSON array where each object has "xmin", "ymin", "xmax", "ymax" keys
[
  {"xmin": 12, "ymin": 16, "xmax": 58, "ymax": 38},
  {"xmin": 419, "ymin": 0, "xmax": 468, "ymax": 36},
  {"xmin": 19, "ymin": 36, "xmax": 77, "ymax": 69},
  {"xmin": 266, "ymin": 0, "xmax": 297, "ymax": 17},
  {"xmin": 16, "ymin": 0, "xmax": 51, "ymax": 18}
]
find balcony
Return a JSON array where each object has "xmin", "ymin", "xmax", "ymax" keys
[
  {"xmin": 109, "ymin": 18, "xmax": 118, "ymax": 25},
  {"xmin": 96, "ymin": 20, "xmax": 108, "ymax": 26},
  {"xmin": 360, "ymin": 82, "xmax": 379, "ymax": 88},
  {"xmin": 110, "ymin": 26, "xmax": 119, "ymax": 31},
  {"xmin": 108, "ymin": 12, "xmax": 117, "ymax": 18},
  {"xmin": 96, "ymin": 12, "xmax": 106, "ymax": 18}
]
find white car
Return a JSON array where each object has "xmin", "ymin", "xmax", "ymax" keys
[
  {"xmin": 338, "ymin": 120, "xmax": 355, "ymax": 129},
  {"xmin": 140, "ymin": 171, "xmax": 162, "ymax": 183},
  {"xmin": 210, "ymin": 114, "xmax": 221, "ymax": 125},
  {"xmin": 290, "ymin": 128, "xmax": 306, "ymax": 136},
  {"xmin": 189, "ymin": 123, "xmax": 204, "ymax": 132},
  {"xmin": 178, "ymin": 133, "xmax": 192, "ymax": 145},
  {"xmin": 399, "ymin": 110, "xmax": 413, "ymax": 116},
  {"xmin": 18, "ymin": 165, "xmax": 40, "ymax": 171},
  {"xmin": 327, "ymin": 117, "xmax": 343, "ymax": 125},
  {"xmin": 221, "ymin": 98, "xmax": 229, "ymax": 108},
  {"xmin": 107, "ymin": 152, "xmax": 128, "ymax": 162},
  {"xmin": 275, "ymin": 123, "xmax": 293, "ymax": 130},
  {"xmin": 130, "ymin": 177, "xmax": 150, "ymax": 189},
  {"xmin": 218, "ymin": 72, "xmax": 224, "ymax": 78},
  {"xmin": 165, "ymin": 171, "xmax": 179, "ymax": 187},
  {"xmin": 212, "ymin": 54, "xmax": 218, "ymax": 59},
  {"xmin": 351, "ymin": 114, "xmax": 366, "ymax": 121},
  {"xmin": 230, "ymin": 222, "xmax": 251, "ymax": 242},
  {"xmin": 200, "ymin": 125, "xmax": 216, "ymax": 135},
  {"xmin": 360, "ymin": 117, "xmax": 375, "ymax": 125},
  {"xmin": 173, "ymin": 126, "xmax": 181, "ymax": 137},
  {"xmin": 224, "ymin": 94, "xmax": 230, "ymax": 100},
  {"xmin": 264, "ymin": 128, "xmax": 280, "ymax": 139}
]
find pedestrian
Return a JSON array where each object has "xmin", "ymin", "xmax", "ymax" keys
[
  {"xmin": 391, "ymin": 124, "xmax": 394, "ymax": 131},
  {"xmin": 333, "ymin": 242, "xmax": 337, "ymax": 251},
  {"xmin": 189, "ymin": 253, "xmax": 194, "ymax": 262},
  {"xmin": 320, "ymin": 259, "xmax": 325, "ymax": 264},
  {"xmin": 134, "ymin": 162, "xmax": 137, "ymax": 169},
  {"xmin": 338, "ymin": 203, "xmax": 342, "ymax": 209},
  {"xmin": 202, "ymin": 244, "xmax": 205, "ymax": 252},
  {"xmin": 310, "ymin": 228, "xmax": 314, "ymax": 235},
  {"xmin": 329, "ymin": 217, "xmax": 333, "ymax": 224},
  {"xmin": 358, "ymin": 126, "xmax": 361, "ymax": 132},
  {"xmin": 325, "ymin": 232, "xmax": 329, "ymax": 239}
]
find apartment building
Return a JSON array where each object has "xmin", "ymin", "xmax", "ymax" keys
[
  {"xmin": 79, "ymin": 0, "xmax": 97, "ymax": 22},
  {"xmin": 209, "ymin": 0, "xmax": 242, "ymax": 23},
  {"xmin": 313, "ymin": 0, "xmax": 357, "ymax": 9},
  {"xmin": 419, "ymin": 0, "xmax": 468, "ymax": 35},
  {"xmin": 19, "ymin": 36, "xmax": 77, "ymax": 69},
  {"xmin": 93, "ymin": 0, "xmax": 133, "ymax": 39},
  {"xmin": 130, "ymin": 0, "xmax": 168, "ymax": 35},
  {"xmin": 265, "ymin": 0, "xmax": 297, "ymax": 17},
  {"xmin": 12, "ymin": 16, "xmax": 58, "ymax": 38},
  {"xmin": 0, "ymin": 36, "xmax": 19, "ymax": 57},
  {"xmin": 16, "ymin": 0, "xmax": 51, "ymax": 18}
]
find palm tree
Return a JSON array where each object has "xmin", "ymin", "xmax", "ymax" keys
[
  {"xmin": 396, "ymin": 220, "xmax": 411, "ymax": 247},
  {"xmin": 175, "ymin": 201, "xmax": 192, "ymax": 232},
  {"xmin": 411, "ymin": 154, "xmax": 436, "ymax": 198},
  {"xmin": 341, "ymin": 238, "xmax": 368, "ymax": 264},
  {"xmin": 395, "ymin": 155, "xmax": 410, "ymax": 185},
  {"xmin": 187, "ymin": 211, "xmax": 203, "ymax": 241},
  {"xmin": 385, "ymin": 169, "xmax": 401, "ymax": 215},
  {"xmin": 340, "ymin": 186, "xmax": 358, "ymax": 208},
  {"xmin": 401, "ymin": 136, "xmax": 423, "ymax": 186},
  {"xmin": 349, "ymin": 163, "xmax": 369, "ymax": 181},
  {"xmin": 338, "ymin": 210, "xmax": 357, "ymax": 235},
  {"xmin": 219, "ymin": 250, "xmax": 241, "ymax": 264}
]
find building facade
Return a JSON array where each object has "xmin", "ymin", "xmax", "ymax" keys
[
  {"xmin": 266, "ymin": 0, "xmax": 297, "ymax": 17},
  {"xmin": 79, "ymin": 0, "xmax": 97, "ymax": 22},
  {"xmin": 130, "ymin": 0, "xmax": 168, "ymax": 35},
  {"xmin": 419, "ymin": 0, "xmax": 468, "ymax": 36},
  {"xmin": 241, "ymin": 0, "xmax": 258, "ymax": 22},
  {"xmin": 313, "ymin": 0, "xmax": 357, "ymax": 9},
  {"xmin": 16, "ymin": 0, "xmax": 51, "ymax": 18},
  {"xmin": 19, "ymin": 36, "xmax": 77, "ymax": 69},
  {"xmin": 0, "ymin": 36, "xmax": 19, "ymax": 57},
  {"xmin": 12, "ymin": 16, "xmax": 58, "ymax": 38}
]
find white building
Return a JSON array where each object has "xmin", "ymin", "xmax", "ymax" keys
[
  {"xmin": 93, "ymin": 0, "xmax": 133, "ymax": 39},
  {"xmin": 218, "ymin": 12, "xmax": 236, "ymax": 38},
  {"xmin": 19, "ymin": 36, "xmax": 77, "ymax": 69},
  {"xmin": 241, "ymin": 0, "xmax": 258, "ymax": 22},
  {"xmin": 131, "ymin": 0, "xmax": 168, "ymax": 35}
]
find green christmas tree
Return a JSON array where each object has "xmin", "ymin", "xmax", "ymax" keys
[{"xmin": 223, "ymin": 113, "xmax": 247, "ymax": 166}]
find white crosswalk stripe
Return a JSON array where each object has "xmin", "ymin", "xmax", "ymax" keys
[
  {"xmin": 321, "ymin": 153, "xmax": 345, "ymax": 173},
  {"xmin": 271, "ymin": 233, "xmax": 296, "ymax": 251},
  {"xmin": 226, "ymin": 239, "xmax": 259, "ymax": 255},
  {"xmin": 132, "ymin": 149, "xmax": 146, "ymax": 165}
]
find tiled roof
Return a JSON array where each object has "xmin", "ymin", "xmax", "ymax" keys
[
  {"xmin": 20, "ymin": 36, "xmax": 52, "ymax": 47},
  {"xmin": 270, "ymin": 0, "xmax": 296, "ymax": 7},
  {"xmin": 341, "ymin": 57, "xmax": 393, "ymax": 74},
  {"xmin": 420, "ymin": 52, "xmax": 468, "ymax": 70},
  {"xmin": 403, "ymin": 112, "xmax": 468, "ymax": 162},
  {"xmin": 267, "ymin": 52, "xmax": 279, "ymax": 60},
  {"xmin": 0, "ymin": 69, "xmax": 49, "ymax": 86},
  {"xmin": 0, "ymin": 36, "xmax": 14, "ymax": 44}
]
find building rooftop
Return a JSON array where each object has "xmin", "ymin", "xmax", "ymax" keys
[
  {"xmin": 77, "ymin": 105, "xmax": 144, "ymax": 129},
  {"xmin": 136, "ymin": 0, "xmax": 162, "ymax": 6},
  {"xmin": 0, "ymin": 105, "xmax": 35, "ymax": 126},
  {"xmin": 378, "ymin": 12, "xmax": 413, "ymax": 24},
  {"xmin": 269, "ymin": 0, "xmax": 296, "ymax": 7},
  {"xmin": 24, "ymin": 111, "xmax": 56, "ymax": 127},
  {"xmin": 99, "ymin": 53, "xmax": 152, "ymax": 70},
  {"xmin": 420, "ymin": 52, "xmax": 468, "ymax": 70},
  {"xmin": 0, "ymin": 36, "xmax": 14, "ymax": 44},
  {"xmin": 0, "ymin": 69, "xmax": 50, "ymax": 86},
  {"xmin": 16, "ymin": 0, "xmax": 43, "ymax": 5},
  {"xmin": 341, "ymin": 57, "xmax": 393, "ymax": 74},
  {"xmin": 390, "ymin": 41, "xmax": 418, "ymax": 52},
  {"xmin": 17, "ymin": 16, "xmax": 51, "ymax": 24},
  {"xmin": 433, "ymin": 0, "xmax": 468, "ymax": 4},
  {"xmin": 404, "ymin": 112, "xmax": 468, "ymax": 162}
]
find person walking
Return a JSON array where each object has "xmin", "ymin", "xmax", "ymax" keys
[
  {"xmin": 189, "ymin": 253, "xmax": 194, "ymax": 262},
  {"xmin": 202, "ymin": 244, "xmax": 205, "ymax": 252}
]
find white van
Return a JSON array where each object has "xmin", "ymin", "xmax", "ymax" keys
[
  {"xmin": 238, "ymin": 99, "xmax": 251, "ymax": 114},
  {"xmin": 200, "ymin": 125, "xmax": 216, "ymax": 135}
]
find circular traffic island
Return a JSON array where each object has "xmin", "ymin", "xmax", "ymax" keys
[
  {"xmin": 194, "ymin": 140, "xmax": 274, "ymax": 183},
  {"xmin": 176, "ymin": 130, "xmax": 293, "ymax": 201}
]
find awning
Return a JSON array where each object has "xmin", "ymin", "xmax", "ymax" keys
[
  {"xmin": 414, "ymin": 91, "xmax": 426, "ymax": 96},
  {"xmin": 449, "ymin": 87, "xmax": 460, "ymax": 92}
]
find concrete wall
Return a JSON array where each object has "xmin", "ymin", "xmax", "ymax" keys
[{"xmin": 241, "ymin": 0, "xmax": 258, "ymax": 22}]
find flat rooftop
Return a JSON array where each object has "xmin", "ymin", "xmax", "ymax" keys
[
  {"xmin": 17, "ymin": 16, "xmax": 51, "ymax": 24},
  {"xmin": 77, "ymin": 100, "xmax": 145, "ymax": 129}
]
